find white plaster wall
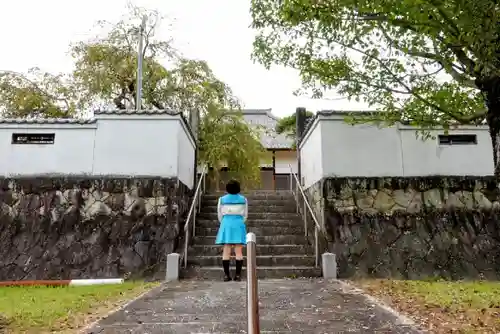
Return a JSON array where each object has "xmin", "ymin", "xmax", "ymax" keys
[
  {"xmin": 275, "ymin": 150, "xmax": 298, "ymax": 174},
  {"xmin": 400, "ymin": 126, "xmax": 494, "ymax": 176},
  {"xmin": 299, "ymin": 119, "xmax": 324, "ymax": 188},
  {"xmin": 318, "ymin": 119, "xmax": 404, "ymax": 178},
  {"xmin": 0, "ymin": 124, "xmax": 96, "ymax": 176},
  {"xmin": 0, "ymin": 115, "xmax": 197, "ymax": 188},
  {"xmin": 177, "ymin": 121, "xmax": 196, "ymax": 189},
  {"xmin": 299, "ymin": 115, "xmax": 495, "ymax": 188},
  {"xmin": 93, "ymin": 115, "xmax": 182, "ymax": 178}
]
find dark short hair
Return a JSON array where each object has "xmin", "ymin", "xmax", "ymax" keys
[{"xmin": 226, "ymin": 180, "xmax": 241, "ymax": 194}]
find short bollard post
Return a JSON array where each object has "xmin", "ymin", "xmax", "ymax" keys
[
  {"xmin": 246, "ymin": 232, "xmax": 260, "ymax": 334},
  {"xmin": 322, "ymin": 252, "xmax": 337, "ymax": 279},
  {"xmin": 166, "ymin": 253, "xmax": 180, "ymax": 282}
]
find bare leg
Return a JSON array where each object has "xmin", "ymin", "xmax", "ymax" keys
[
  {"xmin": 222, "ymin": 244, "xmax": 232, "ymax": 260},
  {"xmin": 234, "ymin": 245, "xmax": 244, "ymax": 260},
  {"xmin": 234, "ymin": 245, "xmax": 244, "ymax": 281},
  {"xmin": 222, "ymin": 244, "xmax": 232, "ymax": 281}
]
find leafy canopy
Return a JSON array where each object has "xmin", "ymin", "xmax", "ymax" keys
[
  {"xmin": 275, "ymin": 110, "xmax": 314, "ymax": 139},
  {"xmin": 200, "ymin": 106, "xmax": 266, "ymax": 188},
  {"xmin": 0, "ymin": 68, "xmax": 80, "ymax": 118},
  {"xmin": 0, "ymin": 5, "xmax": 266, "ymax": 186},
  {"xmin": 251, "ymin": 0, "xmax": 500, "ymax": 133}
]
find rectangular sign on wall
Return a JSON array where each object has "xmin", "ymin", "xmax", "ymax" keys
[{"xmin": 11, "ymin": 133, "xmax": 55, "ymax": 144}]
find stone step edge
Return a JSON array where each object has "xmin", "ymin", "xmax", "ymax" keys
[
  {"xmin": 199, "ymin": 213, "xmax": 299, "ymax": 215},
  {"xmin": 188, "ymin": 254, "xmax": 314, "ymax": 261},
  {"xmin": 195, "ymin": 220, "xmax": 303, "ymax": 223},
  {"xmin": 186, "ymin": 266, "xmax": 319, "ymax": 270},
  {"xmin": 195, "ymin": 236, "xmax": 305, "ymax": 239},
  {"xmin": 204, "ymin": 192, "xmax": 293, "ymax": 194},
  {"xmin": 201, "ymin": 205, "xmax": 296, "ymax": 208},
  {"xmin": 192, "ymin": 244, "xmax": 310, "ymax": 248},
  {"xmin": 195, "ymin": 227, "xmax": 304, "ymax": 229}
]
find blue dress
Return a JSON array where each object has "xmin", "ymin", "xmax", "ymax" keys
[{"xmin": 215, "ymin": 194, "xmax": 248, "ymax": 245}]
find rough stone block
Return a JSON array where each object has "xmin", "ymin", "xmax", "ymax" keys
[
  {"xmin": 166, "ymin": 253, "xmax": 180, "ymax": 282},
  {"xmin": 322, "ymin": 252, "xmax": 337, "ymax": 279},
  {"xmin": 320, "ymin": 176, "xmax": 500, "ymax": 280},
  {"xmin": 0, "ymin": 177, "xmax": 191, "ymax": 281}
]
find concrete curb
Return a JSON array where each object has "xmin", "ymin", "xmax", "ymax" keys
[
  {"xmin": 80, "ymin": 282, "xmax": 166, "ymax": 333},
  {"xmin": 333, "ymin": 279, "xmax": 426, "ymax": 332},
  {"xmin": 0, "ymin": 279, "xmax": 124, "ymax": 287}
]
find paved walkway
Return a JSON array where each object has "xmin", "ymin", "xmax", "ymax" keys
[{"xmin": 86, "ymin": 279, "xmax": 423, "ymax": 333}]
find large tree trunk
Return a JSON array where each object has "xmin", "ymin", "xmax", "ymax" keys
[{"xmin": 482, "ymin": 76, "xmax": 500, "ymax": 176}]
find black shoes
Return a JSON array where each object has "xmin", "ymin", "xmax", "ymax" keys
[
  {"xmin": 234, "ymin": 260, "xmax": 243, "ymax": 281},
  {"xmin": 222, "ymin": 259, "xmax": 244, "ymax": 282},
  {"xmin": 222, "ymin": 260, "xmax": 231, "ymax": 281}
]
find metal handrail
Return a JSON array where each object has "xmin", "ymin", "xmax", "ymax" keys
[
  {"xmin": 288, "ymin": 164, "xmax": 321, "ymax": 267},
  {"xmin": 182, "ymin": 165, "xmax": 208, "ymax": 268},
  {"xmin": 246, "ymin": 232, "xmax": 260, "ymax": 333}
]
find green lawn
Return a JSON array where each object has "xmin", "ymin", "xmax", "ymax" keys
[
  {"xmin": 355, "ymin": 279, "xmax": 500, "ymax": 333},
  {"xmin": 0, "ymin": 281, "xmax": 159, "ymax": 333}
]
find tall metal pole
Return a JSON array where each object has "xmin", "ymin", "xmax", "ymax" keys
[
  {"xmin": 136, "ymin": 15, "xmax": 147, "ymax": 111},
  {"xmin": 246, "ymin": 232, "xmax": 260, "ymax": 334}
]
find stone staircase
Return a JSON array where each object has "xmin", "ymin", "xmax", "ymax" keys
[{"xmin": 182, "ymin": 191, "xmax": 322, "ymax": 279}]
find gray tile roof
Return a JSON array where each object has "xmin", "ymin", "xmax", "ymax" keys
[
  {"xmin": 317, "ymin": 110, "xmax": 376, "ymax": 115},
  {"xmin": 241, "ymin": 109, "xmax": 294, "ymax": 149},
  {"xmin": 0, "ymin": 109, "xmax": 292, "ymax": 150},
  {"xmin": 94, "ymin": 109, "xmax": 182, "ymax": 116},
  {"xmin": 301, "ymin": 109, "xmax": 377, "ymax": 141},
  {"xmin": 0, "ymin": 118, "xmax": 97, "ymax": 124}
]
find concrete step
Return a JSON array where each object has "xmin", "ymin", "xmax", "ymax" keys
[
  {"xmin": 203, "ymin": 192, "xmax": 294, "ymax": 201},
  {"xmin": 198, "ymin": 212, "xmax": 300, "ymax": 220},
  {"xmin": 195, "ymin": 226, "xmax": 305, "ymax": 236},
  {"xmin": 202, "ymin": 198, "xmax": 297, "ymax": 206},
  {"xmin": 181, "ymin": 265, "xmax": 322, "ymax": 280},
  {"xmin": 189, "ymin": 244, "xmax": 313, "ymax": 256},
  {"xmin": 195, "ymin": 219, "xmax": 304, "ymax": 228},
  {"xmin": 200, "ymin": 205, "xmax": 297, "ymax": 213},
  {"xmin": 193, "ymin": 235, "xmax": 308, "ymax": 245},
  {"xmin": 189, "ymin": 255, "xmax": 316, "ymax": 267}
]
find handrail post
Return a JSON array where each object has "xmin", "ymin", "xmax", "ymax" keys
[
  {"xmin": 303, "ymin": 200, "xmax": 308, "ymax": 237},
  {"xmin": 198, "ymin": 188, "xmax": 202, "ymax": 213},
  {"xmin": 294, "ymin": 179, "xmax": 300, "ymax": 213},
  {"xmin": 246, "ymin": 232, "xmax": 260, "ymax": 334},
  {"xmin": 202, "ymin": 170, "xmax": 206, "ymax": 193},
  {"xmin": 182, "ymin": 165, "xmax": 207, "ymax": 269},
  {"xmin": 192, "ymin": 206, "xmax": 196, "ymax": 237},
  {"xmin": 314, "ymin": 227, "xmax": 319, "ymax": 267},
  {"xmin": 287, "ymin": 164, "xmax": 322, "ymax": 268},
  {"xmin": 184, "ymin": 229, "xmax": 189, "ymax": 268}
]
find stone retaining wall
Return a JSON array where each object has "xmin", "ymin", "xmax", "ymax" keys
[
  {"xmin": 318, "ymin": 176, "xmax": 500, "ymax": 279},
  {"xmin": 0, "ymin": 177, "xmax": 190, "ymax": 281}
]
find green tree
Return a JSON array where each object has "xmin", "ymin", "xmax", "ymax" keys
[
  {"xmin": 200, "ymin": 106, "xmax": 266, "ymax": 188},
  {"xmin": 251, "ymin": 0, "xmax": 500, "ymax": 170},
  {"xmin": 0, "ymin": 68, "xmax": 80, "ymax": 118},
  {"xmin": 0, "ymin": 5, "xmax": 266, "ymax": 185},
  {"xmin": 275, "ymin": 110, "xmax": 314, "ymax": 138}
]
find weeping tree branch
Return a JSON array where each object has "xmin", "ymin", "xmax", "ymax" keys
[{"xmin": 0, "ymin": 70, "xmax": 72, "ymax": 110}]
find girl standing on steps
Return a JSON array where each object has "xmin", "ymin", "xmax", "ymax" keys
[{"xmin": 215, "ymin": 180, "xmax": 248, "ymax": 282}]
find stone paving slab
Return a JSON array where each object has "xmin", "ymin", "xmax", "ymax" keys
[{"xmin": 86, "ymin": 279, "xmax": 423, "ymax": 334}]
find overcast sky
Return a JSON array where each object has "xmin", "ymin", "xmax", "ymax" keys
[{"xmin": 0, "ymin": 0, "xmax": 370, "ymax": 117}]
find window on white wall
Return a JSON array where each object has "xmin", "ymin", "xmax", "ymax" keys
[
  {"xmin": 438, "ymin": 134, "xmax": 477, "ymax": 145},
  {"xmin": 11, "ymin": 133, "xmax": 55, "ymax": 145}
]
